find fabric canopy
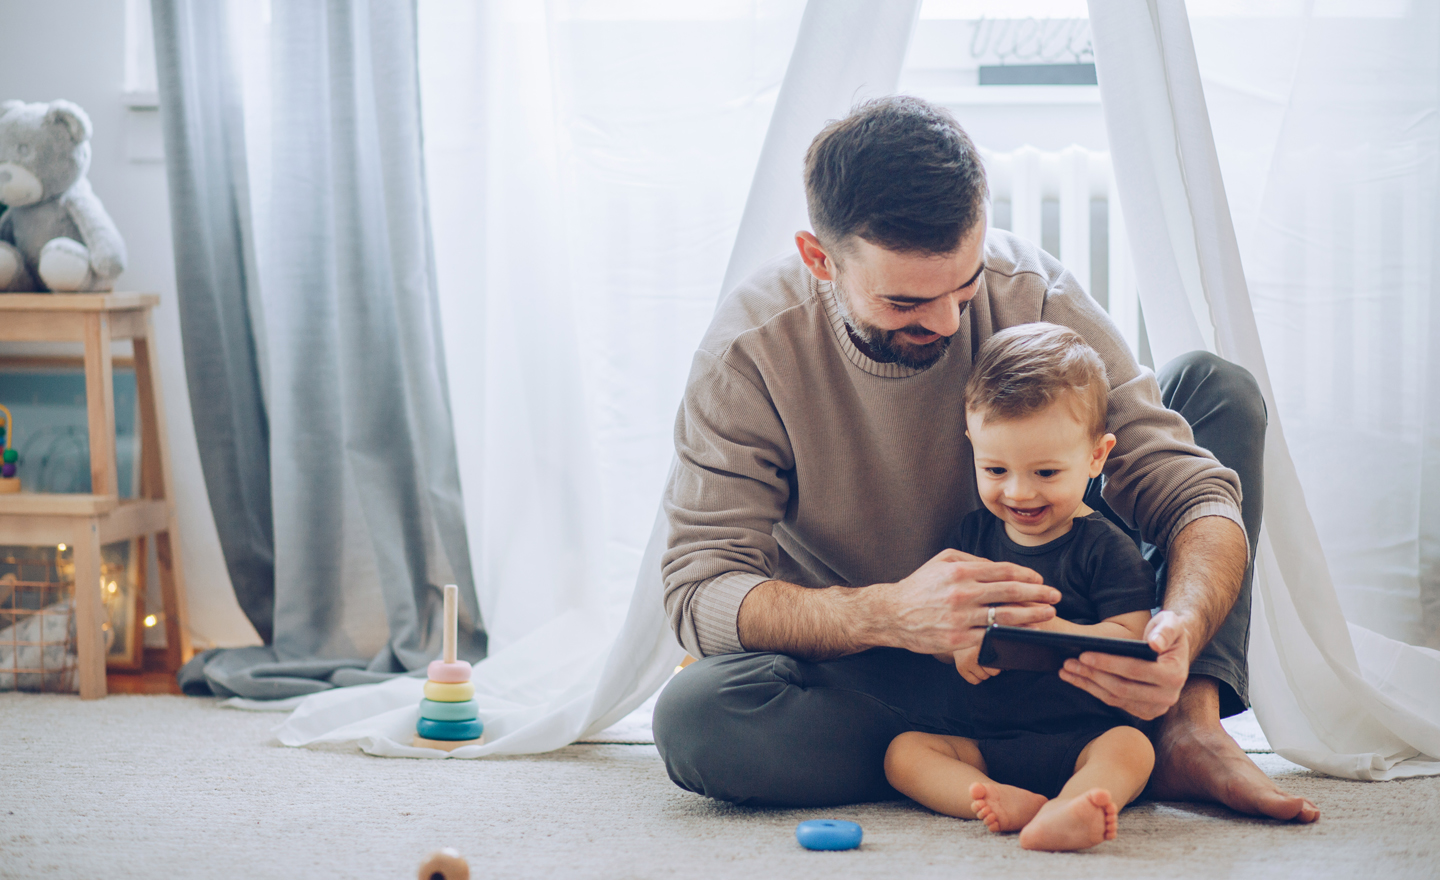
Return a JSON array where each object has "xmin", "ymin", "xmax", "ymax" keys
[
  {"xmin": 1089, "ymin": 0, "xmax": 1440, "ymax": 779},
  {"xmin": 266, "ymin": 0, "xmax": 921, "ymax": 756}
]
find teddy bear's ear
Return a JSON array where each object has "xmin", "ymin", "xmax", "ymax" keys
[{"xmin": 45, "ymin": 100, "xmax": 93, "ymax": 144}]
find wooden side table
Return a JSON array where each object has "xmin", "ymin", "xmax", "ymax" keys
[{"xmin": 0, "ymin": 293, "xmax": 192, "ymax": 698}]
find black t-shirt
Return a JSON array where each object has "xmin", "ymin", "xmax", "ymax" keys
[{"xmin": 949, "ymin": 508, "xmax": 1158, "ymax": 737}]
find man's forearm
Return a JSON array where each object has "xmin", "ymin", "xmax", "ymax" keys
[
  {"xmin": 1163, "ymin": 515, "xmax": 1248, "ymax": 663},
  {"xmin": 735, "ymin": 579, "xmax": 880, "ymax": 660},
  {"xmin": 726, "ymin": 550, "xmax": 1059, "ymax": 660}
]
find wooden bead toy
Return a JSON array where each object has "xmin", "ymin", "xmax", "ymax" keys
[
  {"xmin": 412, "ymin": 584, "xmax": 484, "ymax": 751},
  {"xmin": 0, "ymin": 404, "xmax": 19, "ymax": 493},
  {"xmin": 417, "ymin": 848, "xmax": 470, "ymax": 880}
]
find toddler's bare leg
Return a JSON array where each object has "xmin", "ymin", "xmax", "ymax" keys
[
  {"xmin": 884, "ymin": 731, "xmax": 1046, "ymax": 830},
  {"xmin": 1019, "ymin": 726, "xmax": 1155, "ymax": 852}
]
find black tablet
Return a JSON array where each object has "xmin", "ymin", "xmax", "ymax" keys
[{"xmin": 977, "ymin": 624, "xmax": 1158, "ymax": 673}]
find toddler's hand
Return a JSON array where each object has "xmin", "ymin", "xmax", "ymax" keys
[{"xmin": 951, "ymin": 645, "xmax": 1001, "ymax": 685}]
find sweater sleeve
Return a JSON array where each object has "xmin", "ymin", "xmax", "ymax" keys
[
  {"xmin": 1039, "ymin": 271, "xmax": 1246, "ymax": 554},
  {"xmin": 662, "ymin": 349, "xmax": 795, "ymax": 657}
]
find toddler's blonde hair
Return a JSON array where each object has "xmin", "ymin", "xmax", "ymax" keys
[{"xmin": 964, "ymin": 322, "xmax": 1109, "ymax": 439}]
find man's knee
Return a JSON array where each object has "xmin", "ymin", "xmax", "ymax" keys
[
  {"xmin": 652, "ymin": 651, "xmax": 909, "ymax": 807},
  {"xmin": 653, "ymin": 653, "xmax": 789, "ymax": 803},
  {"xmin": 1159, "ymin": 351, "xmax": 1267, "ymax": 438}
]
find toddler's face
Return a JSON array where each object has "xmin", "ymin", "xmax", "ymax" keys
[{"xmin": 966, "ymin": 399, "xmax": 1115, "ymax": 546}]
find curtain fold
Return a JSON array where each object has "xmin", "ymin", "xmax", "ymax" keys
[
  {"xmin": 269, "ymin": 0, "xmax": 922, "ymax": 756},
  {"xmin": 151, "ymin": 0, "xmax": 275, "ymax": 646},
  {"xmin": 1089, "ymin": 0, "xmax": 1440, "ymax": 780},
  {"xmin": 721, "ymin": 0, "xmax": 921, "ymax": 298},
  {"xmin": 155, "ymin": 0, "xmax": 483, "ymax": 700}
]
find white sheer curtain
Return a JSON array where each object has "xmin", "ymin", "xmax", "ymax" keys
[
  {"xmin": 1089, "ymin": 0, "xmax": 1440, "ymax": 780},
  {"xmin": 271, "ymin": 0, "xmax": 916, "ymax": 755},
  {"xmin": 1189, "ymin": 0, "xmax": 1440, "ymax": 652},
  {"xmin": 271, "ymin": 0, "xmax": 1439, "ymax": 769}
]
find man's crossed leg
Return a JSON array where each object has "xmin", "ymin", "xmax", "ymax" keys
[{"xmin": 655, "ymin": 353, "xmax": 1318, "ymax": 821}]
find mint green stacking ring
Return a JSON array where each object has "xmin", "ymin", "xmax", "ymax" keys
[
  {"xmin": 416, "ymin": 718, "xmax": 483, "ymax": 741},
  {"xmin": 420, "ymin": 698, "xmax": 479, "ymax": 722}
]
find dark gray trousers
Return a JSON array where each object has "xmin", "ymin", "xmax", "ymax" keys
[{"xmin": 653, "ymin": 352, "xmax": 1267, "ymax": 807}]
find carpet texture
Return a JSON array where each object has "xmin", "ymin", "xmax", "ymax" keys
[{"xmin": 2, "ymin": 693, "xmax": 1437, "ymax": 879}]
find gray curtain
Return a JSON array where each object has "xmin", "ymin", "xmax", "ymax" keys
[{"xmin": 153, "ymin": 0, "xmax": 485, "ymax": 699}]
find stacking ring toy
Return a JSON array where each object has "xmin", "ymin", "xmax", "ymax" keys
[
  {"xmin": 412, "ymin": 585, "xmax": 485, "ymax": 750},
  {"xmin": 796, "ymin": 820, "xmax": 863, "ymax": 851},
  {"xmin": 419, "ymin": 698, "xmax": 480, "ymax": 722},
  {"xmin": 424, "ymin": 680, "xmax": 476, "ymax": 703},
  {"xmin": 428, "ymin": 659, "xmax": 473, "ymax": 683},
  {"xmin": 417, "ymin": 718, "xmax": 484, "ymax": 741}
]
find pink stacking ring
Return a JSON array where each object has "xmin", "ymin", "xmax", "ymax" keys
[{"xmin": 428, "ymin": 660, "xmax": 472, "ymax": 684}]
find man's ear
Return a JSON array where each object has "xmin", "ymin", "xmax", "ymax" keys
[
  {"xmin": 1089, "ymin": 432, "xmax": 1118, "ymax": 477},
  {"xmin": 795, "ymin": 231, "xmax": 836, "ymax": 282}
]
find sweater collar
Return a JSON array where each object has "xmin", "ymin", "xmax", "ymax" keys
[{"xmin": 814, "ymin": 274, "xmax": 933, "ymax": 380}]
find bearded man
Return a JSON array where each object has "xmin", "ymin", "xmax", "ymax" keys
[{"xmin": 653, "ymin": 96, "xmax": 1318, "ymax": 823}]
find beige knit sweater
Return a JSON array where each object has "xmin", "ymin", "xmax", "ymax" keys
[{"xmin": 662, "ymin": 230, "xmax": 1243, "ymax": 658}]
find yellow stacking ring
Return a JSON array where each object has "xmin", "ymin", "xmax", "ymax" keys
[{"xmin": 423, "ymin": 680, "xmax": 476, "ymax": 702}]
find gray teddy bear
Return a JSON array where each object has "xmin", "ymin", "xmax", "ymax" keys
[{"xmin": 0, "ymin": 99, "xmax": 126, "ymax": 292}]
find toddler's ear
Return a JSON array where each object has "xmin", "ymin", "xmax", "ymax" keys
[{"xmin": 1089, "ymin": 432, "xmax": 1117, "ymax": 477}]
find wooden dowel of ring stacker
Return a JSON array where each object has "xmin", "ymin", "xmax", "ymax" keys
[{"xmin": 443, "ymin": 584, "xmax": 458, "ymax": 665}]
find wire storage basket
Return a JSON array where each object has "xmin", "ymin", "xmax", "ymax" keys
[{"xmin": 0, "ymin": 545, "xmax": 78, "ymax": 693}]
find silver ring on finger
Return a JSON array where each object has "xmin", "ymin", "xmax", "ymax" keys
[{"xmin": 987, "ymin": 606, "xmax": 996, "ymax": 628}]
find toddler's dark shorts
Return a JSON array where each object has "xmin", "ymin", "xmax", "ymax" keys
[{"xmin": 978, "ymin": 725, "xmax": 1135, "ymax": 799}]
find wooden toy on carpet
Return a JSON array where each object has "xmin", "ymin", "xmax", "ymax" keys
[
  {"xmin": 0, "ymin": 404, "xmax": 19, "ymax": 493},
  {"xmin": 413, "ymin": 584, "xmax": 484, "ymax": 750},
  {"xmin": 416, "ymin": 848, "xmax": 470, "ymax": 880}
]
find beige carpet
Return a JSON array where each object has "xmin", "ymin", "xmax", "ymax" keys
[{"xmin": 2, "ymin": 693, "xmax": 1437, "ymax": 879}]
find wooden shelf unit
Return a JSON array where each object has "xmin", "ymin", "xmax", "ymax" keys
[{"xmin": 0, "ymin": 292, "xmax": 192, "ymax": 698}]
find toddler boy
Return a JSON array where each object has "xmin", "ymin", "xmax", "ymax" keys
[{"xmin": 884, "ymin": 322, "xmax": 1158, "ymax": 852}]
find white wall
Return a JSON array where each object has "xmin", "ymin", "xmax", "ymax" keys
[
  {"xmin": 900, "ymin": 15, "xmax": 1109, "ymax": 152},
  {"xmin": 0, "ymin": 0, "xmax": 259, "ymax": 649}
]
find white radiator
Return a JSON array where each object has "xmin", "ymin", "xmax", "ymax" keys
[{"xmin": 979, "ymin": 145, "xmax": 1140, "ymax": 357}]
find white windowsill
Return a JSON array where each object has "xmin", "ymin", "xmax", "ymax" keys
[
  {"xmin": 123, "ymin": 90, "xmax": 159, "ymax": 110},
  {"xmin": 920, "ymin": 85, "xmax": 1101, "ymax": 105}
]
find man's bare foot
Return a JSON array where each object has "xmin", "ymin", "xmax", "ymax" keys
[
  {"xmin": 968, "ymin": 781, "xmax": 1048, "ymax": 833},
  {"xmin": 1149, "ymin": 679, "xmax": 1319, "ymax": 823},
  {"xmin": 1018, "ymin": 788, "xmax": 1117, "ymax": 851}
]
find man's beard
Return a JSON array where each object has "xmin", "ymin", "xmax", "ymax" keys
[{"xmin": 834, "ymin": 287, "xmax": 954, "ymax": 370}]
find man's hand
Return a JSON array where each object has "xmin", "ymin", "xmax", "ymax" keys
[
  {"xmin": 1058, "ymin": 609, "xmax": 1192, "ymax": 720},
  {"xmin": 950, "ymin": 644, "xmax": 1001, "ymax": 685},
  {"xmin": 872, "ymin": 548, "xmax": 1061, "ymax": 656}
]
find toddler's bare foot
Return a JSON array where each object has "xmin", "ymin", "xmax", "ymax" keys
[
  {"xmin": 1018, "ymin": 788, "xmax": 1117, "ymax": 851},
  {"xmin": 968, "ymin": 781, "xmax": 1048, "ymax": 833}
]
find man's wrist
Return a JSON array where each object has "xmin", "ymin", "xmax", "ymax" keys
[{"xmin": 841, "ymin": 581, "xmax": 895, "ymax": 653}]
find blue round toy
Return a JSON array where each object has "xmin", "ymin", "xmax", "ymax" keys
[
  {"xmin": 416, "ymin": 717, "xmax": 484, "ymax": 741},
  {"xmin": 795, "ymin": 819, "xmax": 862, "ymax": 851}
]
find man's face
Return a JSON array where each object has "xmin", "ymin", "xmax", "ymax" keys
[{"xmin": 827, "ymin": 226, "xmax": 986, "ymax": 369}]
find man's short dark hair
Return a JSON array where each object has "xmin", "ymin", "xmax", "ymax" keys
[{"xmin": 804, "ymin": 96, "xmax": 988, "ymax": 256}]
